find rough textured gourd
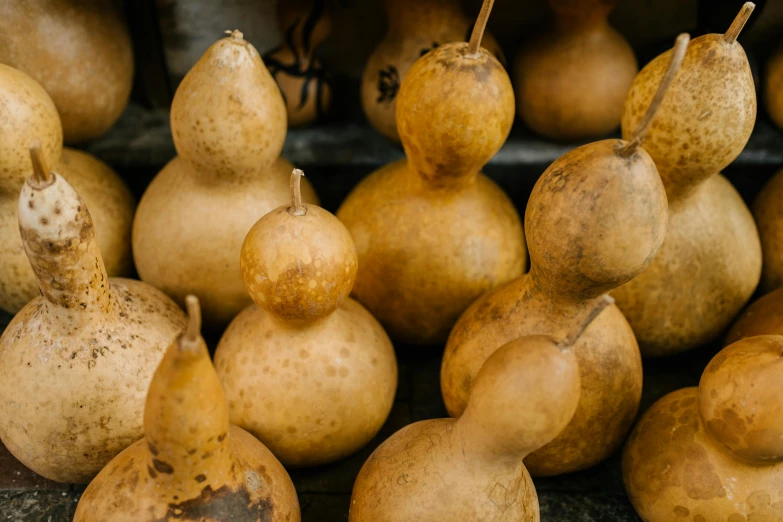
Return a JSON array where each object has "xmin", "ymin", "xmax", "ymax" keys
[
  {"xmin": 514, "ymin": 0, "xmax": 638, "ymax": 141},
  {"xmin": 0, "ymin": 146, "xmax": 186, "ymax": 483},
  {"xmin": 264, "ymin": 0, "xmax": 332, "ymax": 127},
  {"xmin": 623, "ymin": 335, "xmax": 783, "ymax": 522},
  {"xmin": 441, "ymin": 34, "xmax": 687, "ymax": 476},
  {"xmin": 0, "ymin": 64, "xmax": 134, "ymax": 314},
  {"xmin": 725, "ymin": 287, "xmax": 783, "ymax": 345},
  {"xmin": 0, "ymin": 0, "xmax": 134, "ymax": 143},
  {"xmin": 612, "ymin": 3, "xmax": 761, "ymax": 357},
  {"xmin": 350, "ymin": 298, "xmax": 611, "ymax": 522},
  {"xmin": 339, "ymin": 1, "xmax": 525, "ymax": 345},
  {"xmin": 361, "ymin": 0, "xmax": 504, "ymax": 142},
  {"xmin": 765, "ymin": 44, "xmax": 783, "ymax": 130},
  {"xmin": 133, "ymin": 30, "xmax": 318, "ymax": 330},
  {"xmin": 753, "ymin": 168, "xmax": 783, "ymax": 292},
  {"xmin": 73, "ymin": 296, "xmax": 300, "ymax": 521},
  {"xmin": 215, "ymin": 170, "xmax": 397, "ymax": 467}
]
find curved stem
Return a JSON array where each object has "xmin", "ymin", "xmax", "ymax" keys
[
  {"xmin": 288, "ymin": 168, "xmax": 307, "ymax": 216},
  {"xmin": 182, "ymin": 295, "xmax": 202, "ymax": 348},
  {"xmin": 559, "ymin": 295, "xmax": 614, "ymax": 349},
  {"xmin": 467, "ymin": 0, "xmax": 494, "ymax": 55},
  {"xmin": 618, "ymin": 33, "xmax": 689, "ymax": 158},
  {"xmin": 28, "ymin": 141, "xmax": 52, "ymax": 185},
  {"xmin": 225, "ymin": 29, "xmax": 244, "ymax": 41},
  {"xmin": 724, "ymin": 2, "xmax": 755, "ymax": 44}
]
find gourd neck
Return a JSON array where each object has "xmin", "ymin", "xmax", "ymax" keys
[
  {"xmin": 527, "ymin": 262, "xmax": 607, "ymax": 305},
  {"xmin": 661, "ymin": 169, "xmax": 711, "ymax": 203},
  {"xmin": 385, "ymin": 0, "xmax": 462, "ymax": 30}
]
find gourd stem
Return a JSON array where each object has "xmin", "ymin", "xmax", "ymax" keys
[
  {"xmin": 225, "ymin": 29, "xmax": 244, "ymax": 40},
  {"xmin": 619, "ymin": 33, "xmax": 689, "ymax": 158},
  {"xmin": 28, "ymin": 141, "xmax": 52, "ymax": 185},
  {"xmin": 724, "ymin": 2, "xmax": 755, "ymax": 44},
  {"xmin": 467, "ymin": 0, "xmax": 494, "ymax": 55},
  {"xmin": 289, "ymin": 168, "xmax": 307, "ymax": 216},
  {"xmin": 182, "ymin": 295, "xmax": 202, "ymax": 348},
  {"xmin": 559, "ymin": 295, "xmax": 614, "ymax": 349}
]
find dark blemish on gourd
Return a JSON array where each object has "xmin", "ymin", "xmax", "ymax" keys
[
  {"xmin": 148, "ymin": 465, "xmax": 158, "ymax": 479},
  {"xmin": 152, "ymin": 459, "xmax": 174, "ymax": 474},
  {"xmin": 195, "ymin": 474, "xmax": 207, "ymax": 483},
  {"xmin": 202, "ymin": 451, "xmax": 213, "ymax": 460},
  {"xmin": 158, "ymin": 485, "xmax": 274, "ymax": 522},
  {"xmin": 217, "ymin": 433, "xmax": 227, "ymax": 443},
  {"xmin": 148, "ymin": 443, "xmax": 159, "ymax": 456}
]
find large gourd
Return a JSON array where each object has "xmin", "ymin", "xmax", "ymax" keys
[
  {"xmin": 0, "ymin": 64, "xmax": 134, "ymax": 314},
  {"xmin": 73, "ymin": 296, "xmax": 300, "ymax": 521},
  {"xmin": 752, "ymin": 168, "xmax": 783, "ymax": 292},
  {"xmin": 765, "ymin": 43, "xmax": 783, "ymax": 130},
  {"xmin": 339, "ymin": 0, "xmax": 525, "ymax": 345},
  {"xmin": 361, "ymin": 0, "xmax": 504, "ymax": 142},
  {"xmin": 442, "ymin": 34, "xmax": 686, "ymax": 476},
  {"xmin": 133, "ymin": 30, "xmax": 318, "ymax": 330},
  {"xmin": 725, "ymin": 287, "xmax": 783, "ymax": 344},
  {"xmin": 514, "ymin": 0, "xmax": 638, "ymax": 141},
  {"xmin": 0, "ymin": 146, "xmax": 186, "ymax": 483},
  {"xmin": 612, "ymin": 3, "xmax": 761, "ymax": 357},
  {"xmin": 215, "ymin": 170, "xmax": 397, "ymax": 467}
]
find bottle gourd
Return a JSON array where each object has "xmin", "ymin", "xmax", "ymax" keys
[
  {"xmin": 215, "ymin": 170, "xmax": 397, "ymax": 467},
  {"xmin": 73, "ymin": 296, "xmax": 300, "ymax": 522},
  {"xmin": 361, "ymin": 0, "xmax": 504, "ymax": 142},
  {"xmin": 339, "ymin": 0, "xmax": 525, "ymax": 345},
  {"xmin": 0, "ymin": 145, "xmax": 186, "ymax": 483},
  {"xmin": 133, "ymin": 30, "xmax": 318, "ymax": 330},
  {"xmin": 752, "ymin": 168, "xmax": 783, "ymax": 292},
  {"xmin": 514, "ymin": 0, "xmax": 638, "ymax": 141},
  {"xmin": 0, "ymin": 64, "xmax": 135, "ymax": 314},
  {"xmin": 350, "ymin": 297, "xmax": 612, "ymax": 522},
  {"xmin": 442, "ymin": 34, "xmax": 686, "ymax": 476},
  {"xmin": 612, "ymin": 3, "xmax": 761, "ymax": 357},
  {"xmin": 624, "ymin": 335, "xmax": 783, "ymax": 522},
  {"xmin": 725, "ymin": 287, "xmax": 783, "ymax": 345}
]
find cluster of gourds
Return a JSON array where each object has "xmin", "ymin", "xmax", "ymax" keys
[{"xmin": 1, "ymin": 0, "xmax": 783, "ymax": 521}]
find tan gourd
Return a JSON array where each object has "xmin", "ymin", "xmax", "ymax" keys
[
  {"xmin": 73, "ymin": 296, "xmax": 300, "ymax": 522},
  {"xmin": 0, "ymin": 64, "xmax": 134, "ymax": 314},
  {"xmin": 350, "ymin": 297, "xmax": 612, "ymax": 522},
  {"xmin": 133, "ymin": 30, "xmax": 318, "ymax": 330},
  {"xmin": 765, "ymin": 44, "xmax": 783, "ymax": 130},
  {"xmin": 0, "ymin": 0, "xmax": 133, "ymax": 143},
  {"xmin": 514, "ymin": 0, "xmax": 638, "ymax": 141},
  {"xmin": 0, "ymin": 146, "xmax": 186, "ymax": 484},
  {"xmin": 753, "ymin": 168, "xmax": 783, "ymax": 292},
  {"xmin": 623, "ymin": 335, "xmax": 783, "ymax": 522},
  {"xmin": 441, "ymin": 34, "xmax": 686, "ymax": 476},
  {"xmin": 339, "ymin": 1, "xmax": 525, "ymax": 345},
  {"xmin": 264, "ymin": 0, "xmax": 332, "ymax": 127},
  {"xmin": 725, "ymin": 287, "xmax": 783, "ymax": 345},
  {"xmin": 361, "ymin": 0, "xmax": 504, "ymax": 142},
  {"xmin": 612, "ymin": 3, "xmax": 761, "ymax": 357},
  {"xmin": 215, "ymin": 170, "xmax": 397, "ymax": 467}
]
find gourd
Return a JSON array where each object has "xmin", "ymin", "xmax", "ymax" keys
[
  {"xmin": 623, "ymin": 334, "xmax": 783, "ymax": 522},
  {"xmin": 514, "ymin": 0, "xmax": 637, "ymax": 141},
  {"xmin": 338, "ymin": 0, "xmax": 525, "ymax": 345},
  {"xmin": 133, "ymin": 30, "xmax": 319, "ymax": 330},
  {"xmin": 350, "ymin": 297, "xmax": 611, "ymax": 522},
  {"xmin": 752, "ymin": 168, "xmax": 783, "ymax": 292},
  {"xmin": 442, "ymin": 34, "xmax": 686, "ymax": 476},
  {"xmin": 765, "ymin": 44, "xmax": 783, "ymax": 130},
  {"xmin": 0, "ymin": 0, "xmax": 133, "ymax": 143},
  {"xmin": 215, "ymin": 170, "xmax": 397, "ymax": 467},
  {"xmin": 612, "ymin": 3, "xmax": 761, "ymax": 357},
  {"xmin": 725, "ymin": 287, "xmax": 783, "ymax": 344},
  {"xmin": 361, "ymin": 0, "xmax": 504, "ymax": 142},
  {"xmin": 0, "ymin": 64, "xmax": 134, "ymax": 314},
  {"xmin": 0, "ymin": 145, "xmax": 186, "ymax": 484},
  {"xmin": 264, "ymin": 0, "xmax": 332, "ymax": 127}
]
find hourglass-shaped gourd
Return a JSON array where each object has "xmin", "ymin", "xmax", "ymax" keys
[
  {"xmin": 514, "ymin": 0, "xmax": 637, "ymax": 141},
  {"xmin": 214, "ymin": 170, "xmax": 398, "ymax": 467},
  {"xmin": 624, "ymin": 334, "xmax": 783, "ymax": 522},
  {"xmin": 133, "ymin": 30, "xmax": 319, "ymax": 330},
  {"xmin": 361, "ymin": 0, "xmax": 504, "ymax": 142},
  {"xmin": 612, "ymin": 3, "xmax": 761, "ymax": 357},
  {"xmin": 340, "ymin": 0, "xmax": 525, "ymax": 345},
  {"xmin": 442, "ymin": 34, "xmax": 687, "ymax": 476},
  {"xmin": 0, "ymin": 145, "xmax": 186, "ymax": 483},
  {"xmin": 73, "ymin": 296, "xmax": 300, "ymax": 521}
]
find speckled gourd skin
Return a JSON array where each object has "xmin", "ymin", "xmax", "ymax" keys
[
  {"xmin": 0, "ymin": 0, "xmax": 134, "ymax": 143},
  {"xmin": 725, "ymin": 287, "xmax": 783, "ymax": 345},
  {"xmin": 753, "ymin": 169, "xmax": 783, "ymax": 293}
]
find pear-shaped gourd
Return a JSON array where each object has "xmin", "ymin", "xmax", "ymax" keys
[
  {"xmin": 753, "ymin": 168, "xmax": 783, "ymax": 292},
  {"xmin": 442, "ymin": 34, "xmax": 686, "ymax": 476},
  {"xmin": 215, "ymin": 170, "xmax": 397, "ymax": 467},
  {"xmin": 361, "ymin": 0, "xmax": 504, "ymax": 142},
  {"xmin": 350, "ymin": 298, "xmax": 612, "ymax": 521},
  {"xmin": 133, "ymin": 30, "xmax": 319, "ymax": 330},
  {"xmin": 624, "ymin": 335, "xmax": 783, "ymax": 522},
  {"xmin": 725, "ymin": 287, "xmax": 783, "ymax": 344},
  {"xmin": 264, "ymin": 0, "xmax": 332, "ymax": 127},
  {"xmin": 612, "ymin": 3, "xmax": 761, "ymax": 357},
  {"xmin": 0, "ymin": 146, "xmax": 186, "ymax": 484},
  {"xmin": 765, "ymin": 43, "xmax": 783, "ymax": 130},
  {"xmin": 0, "ymin": 64, "xmax": 134, "ymax": 314},
  {"xmin": 514, "ymin": 0, "xmax": 638, "ymax": 141},
  {"xmin": 73, "ymin": 296, "xmax": 300, "ymax": 521},
  {"xmin": 339, "ymin": 0, "xmax": 525, "ymax": 345},
  {"xmin": 0, "ymin": 0, "xmax": 133, "ymax": 143}
]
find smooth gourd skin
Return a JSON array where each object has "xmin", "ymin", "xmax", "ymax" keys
[
  {"xmin": 341, "ymin": 43, "xmax": 525, "ymax": 345},
  {"xmin": 514, "ymin": 0, "xmax": 637, "ymax": 141},
  {"xmin": 753, "ymin": 169, "xmax": 783, "ymax": 293},
  {"xmin": 623, "ymin": 336, "xmax": 783, "ymax": 522},
  {"xmin": 765, "ymin": 45, "xmax": 783, "ymax": 131},
  {"xmin": 0, "ymin": 0, "xmax": 134, "ymax": 143},
  {"xmin": 361, "ymin": 0, "xmax": 504, "ymax": 142},
  {"xmin": 612, "ymin": 33, "xmax": 761, "ymax": 357},
  {"xmin": 725, "ymin": 287, "xmax": 783, "ymax": 345}
]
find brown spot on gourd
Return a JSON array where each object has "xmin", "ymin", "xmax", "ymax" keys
[
  {"xmin": 673, "ymin": 505, "xmax": 689, "ymax": 517},
  {"xmin": 152, "ymin": 459, "xmax": 174, "ymax": 474},
  {"xmin": 195, "ymin": 474, "xmax": 206, "ymax": 483},
  {"xmin": 160, "ymin": 485, "xmax": 274, "ymax": 522}
]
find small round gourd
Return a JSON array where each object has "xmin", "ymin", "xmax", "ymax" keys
[
  {"xmin": 753, "ymin": 168, "xmax": 783, "ymax": 292},
  {"xmin": 725, "ymin": 287, "xmax": 783, "ymax": 345}
]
